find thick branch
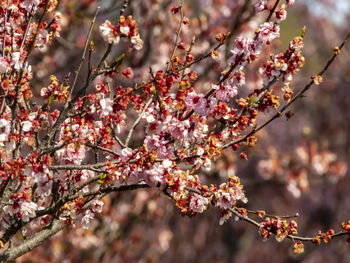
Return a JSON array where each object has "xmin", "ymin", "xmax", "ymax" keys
[{"xmin": 0, "ymin": 219, "xmax": 64, "ymax": 263}]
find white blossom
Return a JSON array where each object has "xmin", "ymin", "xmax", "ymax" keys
[
  {"xmin": 21, "ymin": 0, "xmax": 40, "ymax": 12},
  {"xmin": 0, "ymin": 57, "xmax": 9, "ymax": 73},
  {"xmin": 100, "ymin": 97, "xmax": 113, "ymax": 117},
  {"xmin": 22, "ymin": 121, "xmax": 32, "ymax": 132}
]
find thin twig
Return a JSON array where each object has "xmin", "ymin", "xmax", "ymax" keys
[
  {"xmin": 119, "ymin": 0, "xmax": 129, "ymax": 17},
  {"xmin": 125, "ymin": 98, "xmax": 153, "ymax": 147},
  {"xmin": 246, "ymin": 209, "xmax": 299, "ymax": 219},
  {"xmin": 223, "ymin": 31, "xmax": 350, "ymax": 149},
  {"xmin": 231, "ymin": 207, "xmax": 349, "ymax": 242},
  {"xmin": 19, "ymin": 12, "xmax": 34, "ymax": 51},
  {"xmin": 183, "ymin": 0, "xmax": 280, "ymax": 118},
  {"xmin": 40, "ymin": 43, "xmax": 113, "ymax": 151},
  {"xmin": 65, "ymin": 7, "xmax": 100, "ymax": 109},
  {"xmin": 266, "ymin": 0, "xmax": 281, "ymax": 22},
  {"xmin": 122, "ymin": 33, "xmax": 230, "ymax": 99},
  {"xmin": 86, "ymin": 143, "xmax": 120, "ymax": 156},
  {"xmin": 184, "ymin": 186, "xmax": 349, "ymax": 244},
  {"xmin": 111, "ymin": 124, "xmax": 127, "ymax": 148},
  {"xmin": 2, "ymin": 0, "xmax": 9, "ymax": 57},
  {"xmin": 183, "ymin": 53, "xmax": 244, "ymax": 120},
  {"xmin": 49, "ymin": 162, "xmax": 113, "ymax": 171},
  {"xmin": 166, "ymin": 0, "xmax": 185, "ymax": 73}
]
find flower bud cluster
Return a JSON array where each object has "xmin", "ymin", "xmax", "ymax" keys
[
  {"xmin": 99, "ymin": 15, "xmax": 143, "ymax": 50},
  {"xmin": 259, "ymin": 217, "xmax": 298, "ymax": 242},
  {"xmin": 259, "ymin": 36, "xmax": 305, "ymax": 94},
  {"xmin": 40, "ymin": 75, "xmax": 69, "ymax": 103},
  {"xmin": 166, "ymin": 173, "xmax": 246, "ymax": 223}
]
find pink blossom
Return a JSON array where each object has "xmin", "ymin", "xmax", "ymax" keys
[
  {"xmin": 80, "ymin": 170, "xmax": 94, "ymax": 182},
  {"xmin": 121, "ymin": 148, "xmax": 133, "ymax": 161},
  {"xmin": 286, "ymin": 0, "xmax": 295, "ymax": 5},
  {"xmin": 68, "ymin": 145, "xmax": 86, "ymax": 165},
  {"xmin": 192, "ymin": 119, "xmax": 209, "ymax": 140},
  {"xmin": 162, "ymin": 159, "xmax": 173, "ymax": 168},
  {"xmin": 3, "ymin": 203, "xmax": 19, "ymax": 216},
  {"xmin": 81, "ymin": 210, "xmax": 94, "ymax": 229},
  {"xmin": 184, "ymin": 91, "xmax": 202, "ymax": 109},
  {"xmin": 275, "ymin": 8, "xmax": 287, "ymax": 23},
  {"xmin": 184, "ymin": 92, "xmax": 215, "ymax": 116},
  {"xmin": 255, "ymin": 0, "xmax": 267, "ymax": 13},
  {"xmin": 203, "ymin": 157, "xmax": 212, "ymax": 171},
  {"xmin": 295, "ymin": 146, "xmax": 309, "ymax": 164},
  {"xmin": 257, "ymin": 22, "xmax": 280, "ymax": 44},
  {"xmin": 234, "ymin": 37, "xmax": 248, "ymax": 53},
  {"xmin": 30, "ymin": 166, "xmax": 53, "ymax": 197},
  {"xmin": 0, "ymin": 56, "xmax": 9, "ymax": 73},
  {"xmin": 144, "ymin": 165, "xmax": 167, "ymax": 189},
  {"xmin": 189, "ymin": 194, "xmax": 209, "ymax": 213},
  {"xmin": 169, "ymin": 119, "xmax": 190, "ymax": 139},
  {"xmin": 234, "ymin": 186, "xmax": 246, "ymax": 202},
  {"xmin": 216, "ymin": 192, "xmax": 236, "ymax": 210},
  {"xmin": 215, "ymin": 87, "xmax": 231, "ymax": 101},
  {"xmin": 234, "ymin": 71, "xmax": 246, "ymax": 86},
  {"xmin": 311, "ymin": 153, "xmax": 335, "ymax": 175},
  {"xmin": 329, "ymin": 162, "xmax": 347, "ymax": 182},
  {"xmin": 145, "ymin": 135, "xmax": 173, "ymax": 159},
  {"xmin": 36, "ymin": 29, "xmax": 49, "ymax": 49},
  {"xmin": 247, "ymin": 39, "xmax": 262, "ymax": 55},
  {"xmin": 20, "ymin": 201, "xmax": 38, "ymax": 222},
  {"xmin": 56, "ymin": 144, "xmax": 86, "ymax": 165},
  {"xmin": 0, "ymin": 133, "xmax": 7, "ymax": 147},
  {"xmin": 122, "ymin": 67, "xmax": 133, "ymax": 79},
  {"xmin": 219, "ymin": 210, "xmax": 232, "ymax": 225},
  {"xmin": 143, "ymin": 105, "xmax": 157, "ymax": 123},
  {"xmin": 213, "ymin": 84, "xmax": 238, "ymax": 102},
  {"xmin": 257, "ymin": 159, "xmax": 275, "ymax": 180},
  {"xmin": 53, "ymin": 12, "xmax": 62, "ymax": 37},
  {"xmin": 230, "ymin": 37, "xmax": 261, "ymax": 65},
  {"xmin": 91, "ymin": 200, "xmax": 104, "ymax": 213},
  {"xmin": 126, "ymin": 168, "xmax": 143, "ymax": 185}
]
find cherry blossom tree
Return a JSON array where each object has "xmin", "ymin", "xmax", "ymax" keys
[{"xmin": 0, "ymin": 0, "xmax": 349, "ymax": 262}]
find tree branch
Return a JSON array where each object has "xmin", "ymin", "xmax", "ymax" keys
[
  {"xmin": 223, "ymin": 31, "xmax": 350, "ymax": 149},
  {"xmin": 0, "ymin": 219, "xmax": 64, "ymax": 263}
]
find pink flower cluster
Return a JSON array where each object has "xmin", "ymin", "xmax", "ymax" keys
[
  {"xmin": 189, "ymin": 194, "xmax": 209, "ymax": 213},
  {"xmin": 99, "ymin": 15, "xmax": 143, "ymax": 50},
  {"xmin": 230, "ymin": 22, "xmax": 280, "ymax": 66},
  {"xmin": 184, "ymin": 91, "xmax": 216, "ymax": 116},
  {"xmin": 81, "ymin": 200, "xmax": 104, "ymax": 229},
  {"xmin": 145, "ymin": 135, "xmax": 173, "ymax": 159},
  {"xmin": 259, "ymin": 36, "xmax": 305, "ymax": 86}
]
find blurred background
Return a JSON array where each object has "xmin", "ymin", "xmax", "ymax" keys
[{"xmin": 20, "ymin": 0, "xmax": 350, "ymax": 262}]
